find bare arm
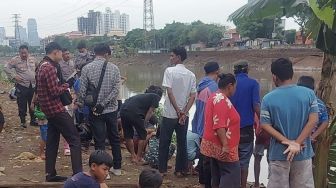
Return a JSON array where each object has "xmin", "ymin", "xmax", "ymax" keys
[
  {"xmin": 311, "ymin": 121, "xmax": 329, "ymax": 141},
  {"xmin": 100, "ymin": 183, "xmax": 108, "ymax": 188},
  {"xmin": 145, "ymin": 107, "xmax": 155, "ymax": 123},
  {"xmin": 261, "ymin": 124, "xmax": 289, "ymax": 143},
  {"xmin": 167, "ymin": 87, "xmax": 181, "ymax": 115},
  {"xmin": 183, "ymin": 92, "xmax": 196, "ymax": 115},
  {"xmin": 216, "ymin": 128, "xmax": 228, "ymax": 147},
  {"xmin": 295, "ymin": 113, "xmax": 318, "ymax": 145},
  {"xmin": 254, "ymin": 104, "xmax": 261, "ymax": 119}
]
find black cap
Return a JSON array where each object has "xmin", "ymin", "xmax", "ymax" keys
[
  {"xmin": 204, "ymin": 62, "xmax": 219, "ymax": 74},
  {"xmin": 234, "ymin": 60, "xmax": 249, "ymax": 72}
]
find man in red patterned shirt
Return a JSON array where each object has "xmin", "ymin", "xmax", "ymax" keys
[
  {"xmin": 36, "ymin": 42, "xmax": 82, "ymax": 182},
  {"xmin": 201, "ymin": 73, "xmax": 241, "ymax": 188}
]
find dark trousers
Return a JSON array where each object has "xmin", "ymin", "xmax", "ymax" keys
[
  {"xmin": 91, "ymin": 111, "xmax": 122, "ymax": 169},
  {"xmin": 159, "ymin": 117, "xmax": 188, "ymax": 173},
  {"xmin": 198, "ymin": 153, "xmax": 212, "ymax": 188},
  {"xmin": 211, "ymin": 158, "xmax": 241, "ymax": 188},
  {"xmin": 46, "ymin": 112, "xmax": 82, "ymax": 176},
  {"xmin": 15, "ymin": 84, "xmax": 34, "ymax": 123}
]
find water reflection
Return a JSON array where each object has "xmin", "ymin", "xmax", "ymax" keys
[{"xmin": 119, "ymin": 64, "xmax": 321, "ymax": 99}]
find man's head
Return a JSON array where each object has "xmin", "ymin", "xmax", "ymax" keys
[
  {"xmin": 271, "ymin": 58, "xmax": 294, "ymax": 87},
  {"xmin": 19, "ymin": 45, "xmax": 29, "ymax": 61},
  {"xmin": 297, "ymin": 76, "xmax": 315, "ymax": 90},
  {"xmin": 45, "ymin": 42, "xmax": 63, "ymax": 62},
  {"xmin": 62, "ymin": 48, "xmax": 71, "ymax": 62},
  {"xmin": 94, "ymin": 43, "xmax": 112, "ymax": 58},
  {"xmin": 138, "ymin": 169, "xmax": 163, "ymax": 188},
  {"xmin": 234, "ymin": 60, "xmax": 249, "ymax": 74},
  {"xmin": 204, "ymin": 61, "xmax": 219, "ymax": 77},
  {"xmin": 145, "ymin": 85, "xmax": 163, "ymax": 98},
  {"xmin": 77, "ymin": 41, "xmax": 87, "ymax": 54},
  {"xmin": 170, "ymin": 47, "xmax": 187, "ymax": 65},
  {"xmin": 89, "ymin": 150, "xmax": 113, "ymax": 183}
]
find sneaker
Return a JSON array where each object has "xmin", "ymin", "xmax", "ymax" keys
[
  {"xmin": 46, "ymin": 175, "xmax": 68, "ymax": 182},
  {"xmin": 110, "ymin": 167, "xmax": 122, "ymax": 176},
  {"xmin": 106, "ymin": 173, "xmax": 111, "ymax": 180},
  {"xmin": 20, "ymin": 123, "xmax": 27, "ymax": 128}
]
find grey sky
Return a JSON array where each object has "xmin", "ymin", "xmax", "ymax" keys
[{"xmin": 0, "ymin": 0, "xmax": 299, "ymax": 38}]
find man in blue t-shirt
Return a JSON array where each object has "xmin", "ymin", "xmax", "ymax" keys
[
  {"xmin": 230, "ymin": 60, "xmax": 260, "ymax": 188},
  {"xmin": 260, "ymin": 58, "xmax": 318, "ymax": 188},
  {"xmin": 297, "ymin": 76, "xmax": 329, "ymax": 143}
]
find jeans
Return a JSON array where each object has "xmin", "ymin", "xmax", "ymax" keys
[
  {"xmin": 159, "ymin": 117, "xmax": 188, "ymax": 173},
  {"xmin": 15, "ymin": 84, "xmax": 34, "ymax": 123},
  {"xmin": 91, "ymin": 111, "xmax": 122, "ymax": 169},
  {"xmin": 46, "ymin": 112, "xmax": 82, "ymax": 176}
]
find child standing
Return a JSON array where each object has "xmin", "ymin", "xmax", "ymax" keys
[{"xmin": 34, "ymin": 104, "xmax": 48, "ymax": 159}]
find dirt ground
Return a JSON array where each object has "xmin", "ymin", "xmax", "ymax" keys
[{"xmin": 0, "ymin": 81, "xmax": 199, "ymax": 188}]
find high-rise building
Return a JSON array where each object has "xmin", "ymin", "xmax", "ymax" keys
[
  {"xmin": 111, "ymin": 10, "xmax": 121, "ymax": 30},
  {"xmin": 0, "ymin": 27, "xmax": 5, "ymax": 41},
  {"xmin": 103, "ymin": 7, "xmax": 112, "ymax": 34},
  {"xmin": 17, "ymin": 26, "xmax": 28, "ymax": 44},
  {"xmin": 78, "ymin": 8, "xmax": 130, "ymax": 36},
  {"xmin": 87, "ymin": 10, "xmax": 103, "ymax": 35},
  {"xmin": 120, "ymin": 13, "xmax": 130, "ymax": 34},
  {"xmin": 27, "ymin": 18, "xmax": 40, "ymax": 46},
  {"xmin": 78, "ymin": 16, "xmax": 89, "ymax": 35}
]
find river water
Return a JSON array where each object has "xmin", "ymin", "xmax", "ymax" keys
[{"xmin": 119, "ymin": 63, "xmax": 321, "ymax": 185}]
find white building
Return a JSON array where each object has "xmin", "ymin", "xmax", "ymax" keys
[{"xmin": 120, "ymin": 13, "xmax": 130, "ymax": 34}]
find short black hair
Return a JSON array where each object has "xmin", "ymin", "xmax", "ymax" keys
[
  {"xmin": 234, "ymin": 60, "xmax": 249, "ymax": 74},
  {"xmin": 204, "ymin": 61, "xmax": 219, "ymax": 74},
  {"xmin": 218, "ymin": 73, "xmax": 236, "ymax": 89},
  {"xmin": 89, "ymin": 150, "xmax": 113, "ymax": 168},
  {"xmin": 172, "ymin": 47, "xmax": 187, "ymax": 62},
  {"xmin": 94, "ymin": 43, "xmax": 112, "ymax": 56},
  {"xmin": 145, "ymin": 85, "xmax": 163, "ymax": 98},
  {"xmin": 139, "ymin": 169, "xmax": 163, "ymax": 188},
  {"xmin": 19, "ymin": 45, "xmax": 29, "ymax": 51},
  {"xmin": 271, "ymin": 58, "xmax": 294, "ymax": 81},
  {"xmin": 62, "ymin": 48, "xmax": 69, "ymax": 52},
  {"xmin": 77, "ymin": 40, "xmax": 87, "ymax": 49},
  {"xmin": 45, "ymin": 42, "xmax": 62, "ymax": 55},
  {"xmin": 297, "ymin": 76, "xmax": 315, "ymax": 90}
]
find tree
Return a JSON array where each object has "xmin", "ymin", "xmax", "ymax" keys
[
  {"xmin": 292, "ymin": 5, "xmax": 312, "ymax": 44},
  {"xmin": 53, "ymin": 36, "xmax": 72, "ymax": 50},
  {"xmin": 285, "ymin": 29, "xmax": 297, "ymax": 44}
]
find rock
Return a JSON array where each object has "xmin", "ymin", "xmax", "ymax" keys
[
  {"xmin": 0, "ymin": 172, "xmax": 6, "ymax": 176},
  {"xmin": 0, "ymin": 167, "xmax": 5, "ymax": 172},
  {"xmin": 15, "ymin": 137, "xmax": 23, "ymax": 143},
  {"xmin": 14, "ymin": 152, "xmax": 37, "ymax": 160}
]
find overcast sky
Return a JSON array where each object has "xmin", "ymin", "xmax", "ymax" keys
[{"xmin": 0, "ymin": 0, "xmax": 299, "ymax": 38}]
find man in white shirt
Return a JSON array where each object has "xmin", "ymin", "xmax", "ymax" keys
[{"xmin": 158, "ymin": 47, "xmax": 197, "ymax": 177}]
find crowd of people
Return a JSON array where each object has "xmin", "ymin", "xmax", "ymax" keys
[{"xmin": 0, "ymin": 41, "xmax": 330, "ymax": 188}]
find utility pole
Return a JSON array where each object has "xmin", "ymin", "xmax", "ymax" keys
[
  {"xmin": 143, "ymin": 0, "xmax": 155, "ymax": 51},
  {"xmin": 143, "ymin": 0, "xmax": 154, "ymax": 31},
  {"xmin": 12, "ymin": 14, "xmax": 21, "ymax": 48}
]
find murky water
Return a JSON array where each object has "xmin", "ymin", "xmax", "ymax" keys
[{"xmin": 119, "ymin": 63, "xmax": 321, "ymax": 185}]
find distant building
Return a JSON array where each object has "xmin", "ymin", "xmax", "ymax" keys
[
  {"xmin": 88, "ymin": 10, "xmax": 103, "ymax": 35},
  {"xmin": 120, "ymin": 13, "xmax": 130, "ymax": 34},
  {"xmin": 0, "ymin": 27, "xmax": 6, "ymax": 45},
  {"xmin": 78, "ymin": 17, "xmax": 89, "ymax": 35},
  {"xmin": 27, "ymin": 18, "xmax": 40, "ymax": 46},
  {"xmin": 221, "ymin": 28, "xmax": 241, "ymax": 47},
  {"xmin": 78, "ymin": 8, "xmax": 130, "ymax": 36},
  {"xmin": 18, "ymin": 26, "xmax": 28, "ymax": 44}
]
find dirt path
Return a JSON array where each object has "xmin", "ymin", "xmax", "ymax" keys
[{"xmin": 0, "ymin": 81, "xmax": 198, "ymax": 188}]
